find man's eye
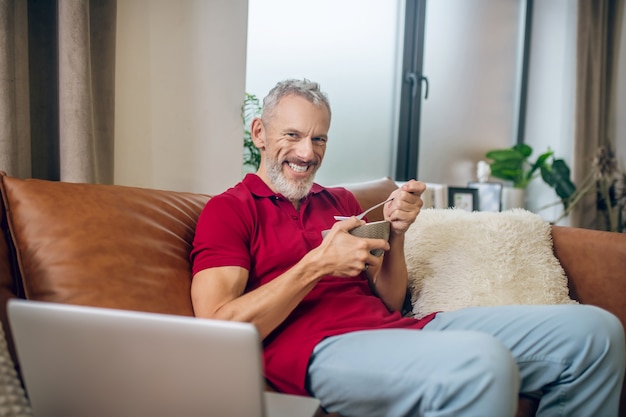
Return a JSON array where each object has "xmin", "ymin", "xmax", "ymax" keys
[{"xmin": 313, "ymin": 137, "xmax": 327, "ymax": 144}]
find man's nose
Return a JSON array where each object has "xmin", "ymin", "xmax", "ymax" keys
[{"xmin": 294, "ymin": 137, "xmax": 315, "ymax": 160}]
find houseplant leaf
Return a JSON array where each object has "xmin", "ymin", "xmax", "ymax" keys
[
  {"xmin": 524, "ymin": 149, "xmax": 553, "ymax": 184},
  {"xmin": 540, "ymin": 159, "xmax": 577, "ymax": 203},
  {"xmin": 485, "ymin": 143, "xmax": 535, "ymax": 188}
]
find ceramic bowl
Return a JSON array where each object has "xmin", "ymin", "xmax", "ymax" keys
[
  {"xmin": 349, "ymin": 221, "xmax": 390, "ymax": 256},
  {"xmin": 322, "ymin": 220, "xmax": 390, "ymax": 257}
]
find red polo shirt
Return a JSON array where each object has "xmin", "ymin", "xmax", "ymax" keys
[{"xmin": 191, "ymin": 174, "xmax": 435, "ymax": 395}]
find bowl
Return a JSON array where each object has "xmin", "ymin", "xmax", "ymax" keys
[
  {"xmin": 349, "ymin": 221, "xmax": 390, "ymax": 256},
  {"xmin": 321, "ymin": 220, "xmax": 390, "ymax": 257}
]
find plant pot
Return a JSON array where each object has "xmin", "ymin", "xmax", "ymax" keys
[{"xmin": 502, "ymin": 187, "xmax": 525, "ymax": 210}]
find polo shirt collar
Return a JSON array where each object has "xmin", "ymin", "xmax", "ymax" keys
[{"xmin": 243, "ymin": 173, "xmax": 325, "ymax": 199}]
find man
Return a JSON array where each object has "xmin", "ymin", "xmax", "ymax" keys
[{"xmin": 191, "ymin": 79, "xmax": 625, "ymax": 417}]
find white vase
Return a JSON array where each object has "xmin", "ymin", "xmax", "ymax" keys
[{"xmin": 501, "ymin": 187, "xmax": 525, "ymax": 210}]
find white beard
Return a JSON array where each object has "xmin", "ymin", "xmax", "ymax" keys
[{"xmin": 266, "ymin": 158, "xmax": 316, "ymax": 201}]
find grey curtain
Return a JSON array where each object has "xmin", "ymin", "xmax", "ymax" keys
[
  {"xmin": 0, "ymin": 0, "xmax": 116, "ymax": 183},
  {"xmin": 573, "ymin": 0, "xmax": 624, "ymax": 229}
]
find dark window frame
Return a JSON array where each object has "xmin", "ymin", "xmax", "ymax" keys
[{"xmin": 395, "ymin": 0, "xmax": 427, "ymax": 182}]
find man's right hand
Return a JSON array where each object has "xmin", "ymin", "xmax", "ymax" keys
[{"xmin": 314, "ymin": 217, "xmax": 389, "ymax": 278}]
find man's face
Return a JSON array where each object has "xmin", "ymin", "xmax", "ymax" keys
[{"xmin": 254, "ymin": 95, "xmax": 330, "ymax": 201}]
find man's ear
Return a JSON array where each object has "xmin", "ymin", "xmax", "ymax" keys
[{"xmin": 250, "ymin": 118, "xmax": 265, "ymax": 149}]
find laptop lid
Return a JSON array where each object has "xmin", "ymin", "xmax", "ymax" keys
[{"xmin": 8, "ymin": 299, "xmax": 320, "ymax": 417}]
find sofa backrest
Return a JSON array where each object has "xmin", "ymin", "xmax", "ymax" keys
[
  {"xmin": 551, "ymin": 225, "xmax": 626, "ymax": 327},
  {"xmin": 0, "ymin": 174, "xmax": 210, "ymax": 316}
]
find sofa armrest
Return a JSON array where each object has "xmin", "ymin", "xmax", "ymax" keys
[{"xmin": 551, "ymin": 225, "xmax": 626, "ymax": 329}]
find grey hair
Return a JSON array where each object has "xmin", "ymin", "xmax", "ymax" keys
[{"xmin": 261, "ymin": 79, "xmax": 331, "ymax": 123}]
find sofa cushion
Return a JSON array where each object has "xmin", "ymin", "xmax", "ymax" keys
[
  {"xmin": 406, "ymin": 208, "xmax": 577, "ymax": 319},
  {"xmin": 0, "ymin": 175, "xmax": 210, "ymax": 316}
]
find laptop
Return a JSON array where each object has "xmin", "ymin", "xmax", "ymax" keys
[{"xmin": 7, "ymin": 299, "xmax": 321, "ymax": 417}]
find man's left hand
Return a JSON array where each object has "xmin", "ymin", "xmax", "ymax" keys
[{"xmin": 383, "ymin": 180, "xmax": 427, "ymax": 236}]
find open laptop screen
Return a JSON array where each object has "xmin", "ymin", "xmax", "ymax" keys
[{"xmin": 8, "ymin": 299, "xmax": 319, "ymax": 417}]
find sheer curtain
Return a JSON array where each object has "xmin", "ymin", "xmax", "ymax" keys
[
  {"xmin": 0, "ymin": 0, "xmax": 116, "ymax": 183},
  {"xmin": 573, "ymin": 0, "xmax": 624, "ymax": 229}
]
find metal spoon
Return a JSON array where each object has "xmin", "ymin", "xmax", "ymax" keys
[{"xmin": 334, "ymin": 197, "xmax": 394, "ymax": 221}]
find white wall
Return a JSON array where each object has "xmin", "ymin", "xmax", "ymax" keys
[
  {"xmin": 115, "ymin": 0, "xmax": 248, "ymax": 195},
  {"xmin": 524, "ymin": 0, "xmax": 577, "ymax": 223},
  {"xmin": 245, "ymin": 0, "xmax": 404, "ymax": 186}
]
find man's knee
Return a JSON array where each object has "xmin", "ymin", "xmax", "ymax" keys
[
  {"xmin": 441, "ymin": 332, "xmax": 518, "ymax": 384},
  {"xmin": 424, "ymin": 333, "xmax": 518, "ymax": 398},
  {"xmin": 558, "ymin": 305, "xmax": 625, "ymax": 352},
  {"xmin": 584, "ymin": 306, "xmax": 626, "ymax": 366},
  {"xmin": 587, "ymin": 306, "xmax": 625, "ymax": 344},
  {"xmin": 414, "ymin": 332, "xmax": 519, "ymax": 416}
]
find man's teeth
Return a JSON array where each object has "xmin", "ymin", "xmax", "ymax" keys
[{"xmin": 288, "ymin": 163, "xmax": 308, "ymax": 173}]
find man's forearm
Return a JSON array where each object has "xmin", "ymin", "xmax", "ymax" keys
[
  {"xmin": 204, "ymin": 259, "xmax": 325, "ymax": 340},
  {"xmin": 373, "ymin": 234, "xmax": 409, "ymax": 311}
]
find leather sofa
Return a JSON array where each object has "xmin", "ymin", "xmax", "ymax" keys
[{"xmin": 1, "ymin": 172, "xmax": 625, "ymax": 417}]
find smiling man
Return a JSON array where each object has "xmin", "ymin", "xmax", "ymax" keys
[{"xmin": 190, "ymin": 79, "xmax": 625, "ymax": 417}]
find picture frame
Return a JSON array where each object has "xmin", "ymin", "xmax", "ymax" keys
[
  {"xmin": 467, "ymin": 181, "xmax": 503, "ymax": 212},
  {"xmin": 448, "ymin": 187, "xmax": 479, "ymax": 212}
]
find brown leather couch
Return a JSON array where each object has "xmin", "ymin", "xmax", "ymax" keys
[{"xmin": 1, "ymin": 172, "xmax": 625, "ymax": 417}]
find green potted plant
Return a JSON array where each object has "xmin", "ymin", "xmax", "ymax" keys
[
  {"xmin": 242, "ymin": 93, "xmax": 262, "ymax": 173},
  {"xmin": 485, "ymin": 143, "xmax": 577, "ymax": 210}
]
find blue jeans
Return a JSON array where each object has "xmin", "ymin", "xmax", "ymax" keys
[{"xmin": 306, "ymin": 304, "xmax": 625, "ymax": 417}]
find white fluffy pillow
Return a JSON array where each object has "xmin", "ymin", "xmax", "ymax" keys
[{"xmin": 405, "ymin": 208, "xmax": 577, "ymax": 319}]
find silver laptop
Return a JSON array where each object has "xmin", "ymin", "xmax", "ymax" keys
[{"xmin": 8, "ymin": 299, "xmax": 321, "ymax": 417}]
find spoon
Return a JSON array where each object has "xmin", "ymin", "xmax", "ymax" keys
[{"xmin": 334, "ymin": 197, "xmax": 394, "ymax": 221}]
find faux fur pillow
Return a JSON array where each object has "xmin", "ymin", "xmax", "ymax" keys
[{"xmin": 405, "ymin": 208, "xmax": 577, "ymax": 319}]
